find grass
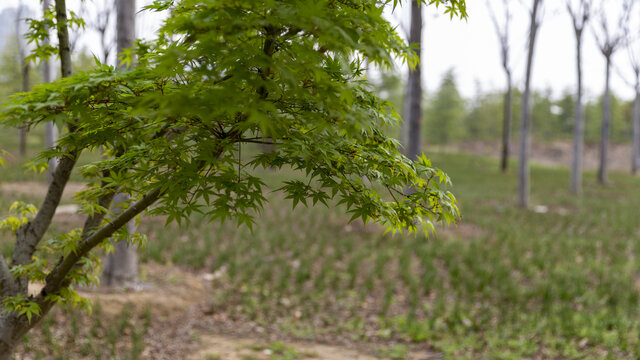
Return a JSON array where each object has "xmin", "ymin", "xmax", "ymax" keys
[
  {"xmin": 136, "ymin": 152, "xmax": 640, "ymax": 359},
  {"xmin": 21, "ymin": 301, "xmax": 151, "ymax": 360},
  {"xmin": 3, "ymin": 125, "xmax": 640, "ymax": 358}
]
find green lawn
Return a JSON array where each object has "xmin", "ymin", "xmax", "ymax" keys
[{"xmin": 2, "ymin": 126, "xmax": 640, "ymax": 359}]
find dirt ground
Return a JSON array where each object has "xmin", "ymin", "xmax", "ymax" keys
[
  {"xmin": 453, "ymin": 140, "xmax": 636, "ymax": 171},
  {"xmin": 73, "ymin": 263, "xmax": 437, "ymax": 360}
]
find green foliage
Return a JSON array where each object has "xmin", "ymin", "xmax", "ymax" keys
[
  {"xmin": 23, "ymin": 4, "xmax": 86, "ymax": 65},
  {"xmin": 2, "ymin": 294, "xmax": 41, "ymax": 323},
  {"xmin": 3, "ymin": 0, "xmax": 461, "ymax": 235},
  {"xmin": 0, "ymin": 0, "xmax": 465, "ymax": 328},
  {"xmin": 0, "ymin": 201, "xmax": 37, "ymax": 232},
  {"xmin": 464, "ymin": 90, "xmax": 509, "ymax": 141}
]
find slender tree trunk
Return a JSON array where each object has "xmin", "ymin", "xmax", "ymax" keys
[
  {"xmin": 19, "ymin": 61, "xmax": 29, "ymax": 156},
  {"xmin": 401, "ymin": 73, "xmax": 412, "ymax": 154},
  {"xmin": 17, "ymin": 3, "xmax": 28, "ymax": 157},
  {"xmin": 518, "ymin": 0, "xmax": 542, "ymax": 208},
  {"xmin": 102, "ymin": 0, "xmax": 138, "ymax": 288},
  {"xmin": 500, "ymin": 71, "xmax": 512, "ymax": 172},
  {"xmin": 43, "ymin": 0, "xmax": 58, "ymax": 183},
  {"xmin": 599, "ymin": 55, "xmax": 611, "ymax": 184},
  {"xmin": 632, "ymin": 84, "xmax": 639, "ymax": 174},
  {"xmin": 571, "ymin": 32, "xmax": 584, "ymax": 194},
  {"xmin": 406, "ymin": 0, "xmax": 422, "ymax": 162}
]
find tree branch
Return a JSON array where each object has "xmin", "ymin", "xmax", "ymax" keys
[
  {"xmin": 11, "ymin": 152, "xmax": 78, "ymax": 293},
  {"xmin": 38, "ymin": 187, "xmax": 163, "ymax": 298}
]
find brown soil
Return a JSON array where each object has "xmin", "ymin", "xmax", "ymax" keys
[
  {"xmin": 0, "ymin": 181, "xmax": 86, "ymax": 201},
  {"xmin": 59, "ymin": 263, "xmax": 438, "ymax": 360},
  {"xmin": 452, "ymin": 140, "xmax": 636, "ymax": 171}
]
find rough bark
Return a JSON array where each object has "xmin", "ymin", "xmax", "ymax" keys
[
  {"xmin": 55, "ymin": 0, "xmax": 72, "ymax": 78},
  {"xmin": 518, "ymin": 0, "xmax": 543, "ymax": 208},
  {"xmin": 11, "ymin": 153, "xmax": 78, "ymax": 293},
  {"xmin": 599, "ymin": 55, "xmax": 612, "ymax": 184},
  {"xmin": 102, "ymin": 0, "xmax": 138, "ymax": 288},
  {"xmin": 406, "ymin": 0, "xmax": 422, "ymax": 162}
]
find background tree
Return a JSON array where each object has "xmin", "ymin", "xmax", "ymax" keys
[
  {"xmin": 567, "ymin": 0, "xmax": 592, "ymax": 194},
  {"xmin": 88, "ymin": 0, "xmax": 114, "ymax": 64},
  {"xmin": 0, "ymin": 0, "xmax": 466, "ymax": 357},
  {"xmin": 16, "ymin": 1, "xmax": 29, "ymax": 157},
  {"xmin": 404, "ymin": 0, "xmax": 423, "ymax": 161},
  {"xmin": 518, "ymin": 0, "xmax": 544, "ymax": 208},
  {"xmin": 43, "ymin": 0, "xmax": 58, "ymax": 182},
  {"xmin": 101, "ymin": 0, "xmax": 138, "ymax": 288},
  {"xmin": 593, "ymin": 0, "xmax": 631, "ymax": 184},
  {"xmin": 487, "ymin": 0, "xmax": 513, "ymax": 172},
  {"xmin": 628, "ymin": 53, "xmax": 640, "ymax": 174},
  {"xmin": 621, "ymin": 7, "xmax": 640, "ymax": 174}
]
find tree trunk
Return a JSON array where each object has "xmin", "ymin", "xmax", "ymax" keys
[
  {"xmin": 0, "ymin": 1, "xmax": 74, "ymax": 356},
  {"xmin": 406, "ymin": 0, "xmax": 422, "ymax": 162},
  {"xmin": 632, "ymin": 84, "xmax": 639, "ymax": 175},
  {"xmin": 0, "ymin": 314, "xmax": 17, "ymax": 360},
  {"xmin": 598, "ymin": 55, "xmax": 611, "ymax": 184},
  {"xmin": 518, "ymin": 0, "xmax": 542, "ymax": 208},
  {"xmin": 102, "ymin": 0, "xmax": 138, "ymax": 288},
  {"xmin": 19, "ymin": 62, "xmax": 29, "ymax": 157},
  {"xmin": 101, "ymin": 194, "xmax": 139, "ymax": 287},
  {"xmin": 43, "ymin": 0, "xmax": 58, "ymax": 183},
  {"xmin": 17, "ymin": 3, "xmax": 29, "ymax": 157},
  {"xmin": 401, "ymin": 73, "xmax": 411, "ymax": 154},
  {"xmin": 500, "ymin": 72, "xmax": 512, "ymax": 172},
  {"xmin": 571, "ymin": 31, "xmax": 584, "ymax": 194}
]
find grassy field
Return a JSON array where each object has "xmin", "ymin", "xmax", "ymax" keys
[{"xmin": 2, "ymin": 126, "xmax": 640, "ymax": 359}]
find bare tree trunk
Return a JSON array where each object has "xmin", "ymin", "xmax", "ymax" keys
[
  {"xmin": 401, "ymin": 73, "xmax": 411, "ymax": 154},
  {"xmin": 101, "ymin": 193, "xmax": 139, "ymax": 287},
  {"xmin": 16, "ymin": 2, "xmax": 28, "ymax": 157},
  {"xmin": 406, "ymin": 0, "xmax": 422, "ymax": 162},
  {"xmin": 102, "ymin": 0, "xmax": 138, "ymax": 288},
  {"xmin": 571, "ymin": 31, "xmax": 585, "ymax": 194},
  {"xmin": 518, "ymin": 0, "xmax": 542, "ymax": 208},
  {"xmin": 599, "ymin": 55, "xmax": 611, "ymax": 184},
  {"xmin": 19, "ymin": 61, "xmax": 29, "ymax": 156},
  {"xmin": 488, "ymin": 0, "xmax": 513, "ymax": 173},
  {"xmin": 43, "ymin": 0, "xmax": 58, "ymax": 183},
  {"xmin": 632, "ymin": 84, "xmax": 639, "ymax": 174},
  {"xmin": 501, "ymin": 73, "xmax": 512, "ymax": 172}
]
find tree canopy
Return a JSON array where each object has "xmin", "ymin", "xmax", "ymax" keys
[{"xmin": 0, "ymin": 0, "xmax": 464, "ymax": 355}]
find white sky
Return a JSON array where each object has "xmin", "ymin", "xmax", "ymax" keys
[
  {"xmin": 389, "ymin": 0, "xmax": 638, "ymax": 100},
  {"xmin": 1, "ymin": 0, "xmax": 637, "ymax": 101}
]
